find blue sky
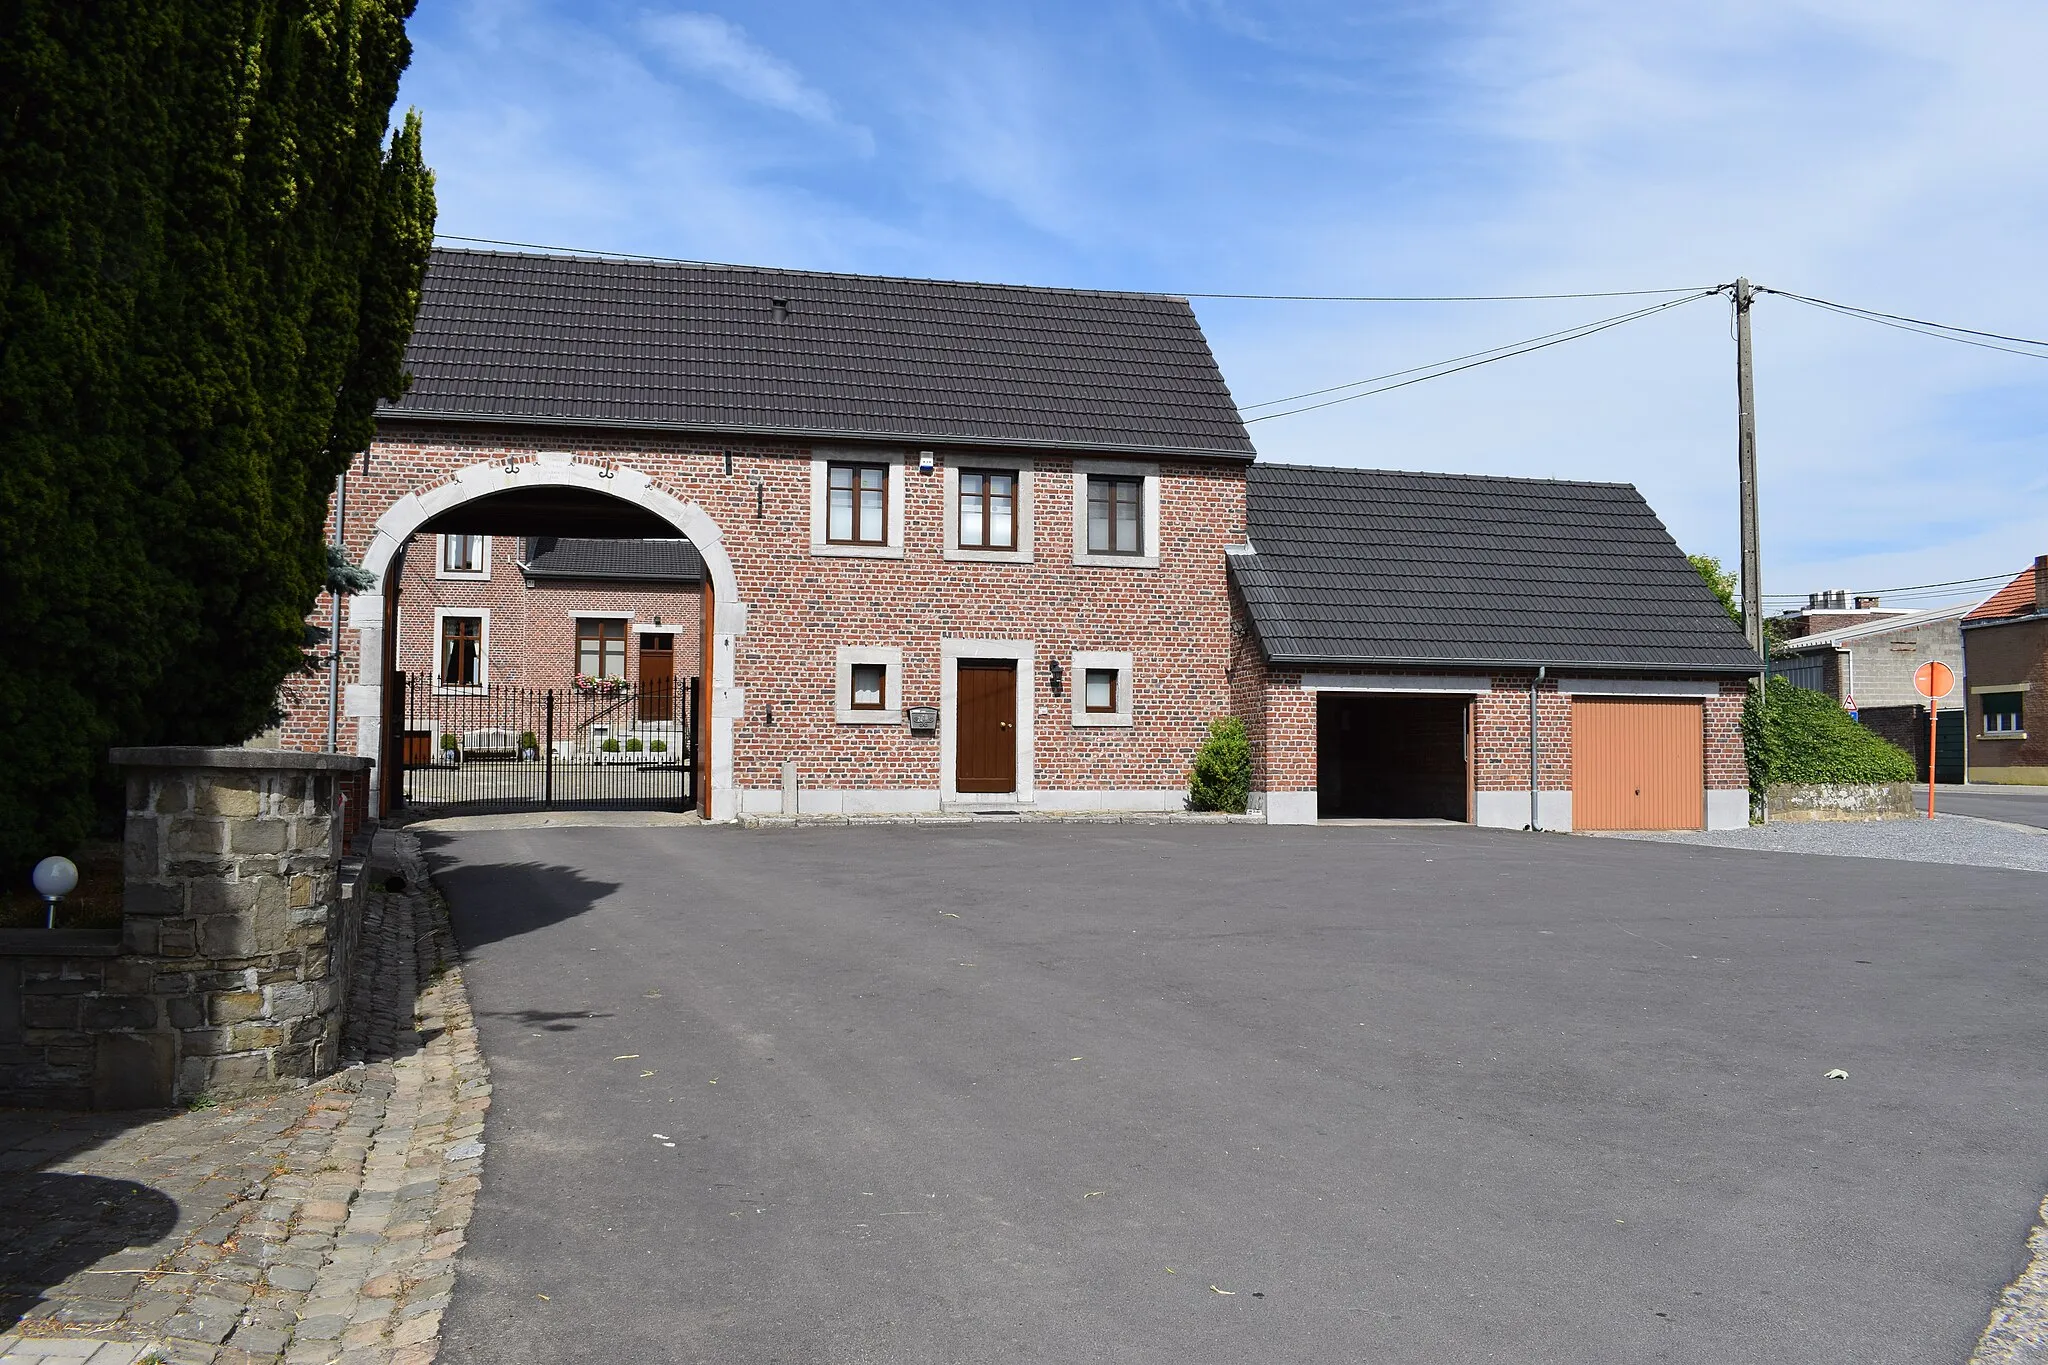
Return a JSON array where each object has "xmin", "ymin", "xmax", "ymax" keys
[{"xmin": 397, "ymin": 0, "xmax": 2048, "ymax": 611}]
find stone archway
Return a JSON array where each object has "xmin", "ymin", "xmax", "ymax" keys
[{"xmin": 347, "ymin": 454, "xmax": 747, "ymax": 820}]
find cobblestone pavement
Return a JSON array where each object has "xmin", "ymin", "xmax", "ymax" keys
[
  {"xmin": 1600, "ymin": 811, "xmax": 2048, "ymax": 872},
  {"xmin": 0, "ymin": 831, "xmax": 488, "ymax": 1365}
]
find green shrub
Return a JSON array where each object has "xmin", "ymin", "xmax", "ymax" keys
[
  {"xmin": 600, "ymin": 738, "xmax": 621, "ymax": 753},
  {"xmin": 439, "ymin": 734, "xmax": 458, "ymax": 751},
  {"xmin": 519, "ymin": 731, "xmax": 538, "ymax": 752},
  {"xmin": 1744, "ymin": 676, "xmax": 1916, "ymax": 790},
  {"xmin": 624, "ymin": 737, "xmax": 644, "ymax": 752},
  {"xmin": 1188, "ymin": 717, "xmax": 1252, "ymax": 813},
  {"xmin": 650, "ymin": 740, "xmax": 668, "ymax": 753}
]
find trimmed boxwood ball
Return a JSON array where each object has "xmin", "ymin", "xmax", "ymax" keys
[
  {"xmin": 650, "ymin": 740, "xmax": 668, "ymax": 752},
  {"xmin": 1188, "ymin": 716, "xmax": 1251, "ymax": 813},
  {"xmin": 624, "ymin": 737, "xmax": 644, "ymax": 752},
  {"xmin": 1744, "ymin": 676, "xmax": 1917, "ymax": 791},
  {"xmin": 600, "ymin": 738, "xmax": 621, "ymax": 753}
]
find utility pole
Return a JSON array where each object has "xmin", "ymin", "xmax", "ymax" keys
[{"xmin": 1734, "ymin": 278, "xmax": 1764, "ymax": 658}]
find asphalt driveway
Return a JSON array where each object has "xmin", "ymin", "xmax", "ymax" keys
[{"xmin": 422, "ymin": 823, "xmax": 2047, "ymax": 1365}]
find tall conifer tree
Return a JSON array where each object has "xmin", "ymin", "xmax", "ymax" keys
[{"xmin": 0, "ymin": 1, "xmax": 435, "ymax": 871}]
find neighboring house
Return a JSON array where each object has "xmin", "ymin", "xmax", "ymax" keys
[
  {"xmin": 1960, "ymin": 556, "xmax": 2048, "ymax": 786},
  {"xmin": 287, "ymin": 247, "xmax": 1761, "ymax": 827},
  {"xmin": 1766, "ymin": 604, "xmax": 1968, "ymax": 782},
  {"xmin": 395, "ymin": 533, "xmax": 704, "ymax": 696},
  {"xmin": 1227, "ymin": 465, "xmax": 1761, "ymax": 830},
  {"xmin": 1772, "ymin": 589, "xmax": 1914, "ymax": 643}
]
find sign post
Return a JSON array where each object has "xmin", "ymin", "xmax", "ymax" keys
[{"xmin": 1914, "ymin": 661, "xmax": 1956, "ymax": 817}]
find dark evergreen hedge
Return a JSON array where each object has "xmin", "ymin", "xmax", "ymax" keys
[
  {"xmin": 1743, "ymin": 677, "xmax": 1918, "ymax": 791},
  {"xmin": 0, "ymin": 1, "xmax": 435, "ymax": 873}
]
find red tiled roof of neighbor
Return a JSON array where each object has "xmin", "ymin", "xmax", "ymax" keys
[{"xmin": 1965, "ymin": 568, "xmax": 2040, "ymax": 622}]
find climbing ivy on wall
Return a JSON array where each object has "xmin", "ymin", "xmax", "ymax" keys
[{"xmin": 0, "ymin": 1, "xmax": 436, "ymax": 872}]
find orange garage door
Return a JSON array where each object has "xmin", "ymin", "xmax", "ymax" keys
[{"xmin": 1572, "ymin": 697, "xmax": 1705, "ymax": 831}]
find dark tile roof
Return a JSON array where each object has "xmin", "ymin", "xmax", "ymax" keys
[
  {"xmin": 1233, "ymin": 464, "xmax": 1764, "ymax": 674},
  {"xmin": 520, "ymin": 537, "xmax": 703, "ymax": 583},
  {"xmin": 383, "ymin": 248, "xmax": 1255, "ymax": 459}
]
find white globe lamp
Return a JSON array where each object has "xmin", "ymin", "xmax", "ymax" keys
[{"xmin": 31, "ymin": 855, "xmax": 79, "ymax": 929}]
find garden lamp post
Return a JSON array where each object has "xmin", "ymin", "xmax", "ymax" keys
[{"xmin": 31, "ymin": 855, "xmax": 78, "ymax": 929}]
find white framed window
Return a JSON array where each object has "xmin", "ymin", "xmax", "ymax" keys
[
  {"xmin": 835, "ymin": 646, "xmax": 903, "ymax": 724},
  {"xmin": 944, "ymin": 458, "xmax": 1035, "ymax": 563},
  {"xmin": 433, "ymin": 609, "xmax": 489, "ymax": 692},
  {"xmin": 437, "ymin": 534, "xmax": 490, "ymax": 580},
  {"xmin": 1069, "ymin": 651, "xmax": 1134, "ymax": 727},
  {"xmin": 1071, "ymin": 462, "xmax": 1160, "ymax": 568},
  {"xmin": 811, "ymin": 449, "xmax": 906, "ymax": 559},
  {"xmin": 1981, "ymin": 688, "xmax": 2026, "ymax": 737}
]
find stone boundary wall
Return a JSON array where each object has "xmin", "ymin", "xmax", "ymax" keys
[
  {"xmin": 0, "ymin": 747, "xmax": 371, "ymax": 1110},
  {"xmin": 1765, "ymin": 781, "xmax": 1916, "ymax": 821}
]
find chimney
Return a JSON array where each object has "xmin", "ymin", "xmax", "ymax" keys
[
  {"xmin": 2035, "ymin": 554, "xmax": 2048, "ymax": 614},
  {"xmin": 1854, "ymin": 595, "xmax": 1879, "ymax": 609}
]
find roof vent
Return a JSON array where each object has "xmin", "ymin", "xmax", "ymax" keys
[
  {"xmin": 1854, "ymin": 595, "xmax": 1879, "ymax": 609},
  {"xmin": 770, "ymin": 297, "xmax": 790, "ymax": 323}
]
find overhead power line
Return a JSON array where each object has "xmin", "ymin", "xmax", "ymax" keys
[
  {"xmin": 1759, "ymin": 569, "xmax": 2021, "ymax": 603},
  {"xmin": 1756, "ymin": 287, "xmax": 2048, "ymax": 361},
  {"xmin": 1240, "ymin": 289, "xmax": 1724, "ymax": 423}
]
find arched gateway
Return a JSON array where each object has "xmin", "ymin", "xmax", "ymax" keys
[{"xmin": 342, "ymin": 455, "xmax": 747, "ymax": 820}]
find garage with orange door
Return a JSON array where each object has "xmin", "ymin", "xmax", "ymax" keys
[{"xmin": 1571, "ymin": 696, "xmax": 1706, "ymax": 831}]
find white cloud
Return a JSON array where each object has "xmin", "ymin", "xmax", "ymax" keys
[{"xmin": 638, "ymin": 11, "xmax": 840, "ymax": 127}]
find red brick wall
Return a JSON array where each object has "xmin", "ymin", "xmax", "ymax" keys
[{"xmin": 292, "ymin": 425, "xmax": 1249, "ymax": 802}]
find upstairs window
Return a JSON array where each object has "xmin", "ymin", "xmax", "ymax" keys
[
  {"xmin": 576, "ymin": 618, "xmax": 627, "ymax": 679},
  {"xmin": 1984, "ymin": 691, "xmax": 2024, "ymax": 734},
  {"xmin": 1087, "ymin": 476, "xmax": 1143, "ymax": 556},
  {"xmin": 959, "ymin": 470, "xmax": 1017, "ymax": 550},
  {"xmin": 442, "ymin": 534, "xmax": 486, "ymax": 574},
  {"xmin": 440, "ymin": 615, "xmax": 483, "ymax": 687},
  {"xmin": 827, "ymin": 463, "xmax": 888, "ymax": 545}
]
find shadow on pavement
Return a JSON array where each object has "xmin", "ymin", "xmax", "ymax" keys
[
  {"xmin": 414, "ymin": 832, "xmax": 623, "ymax": 953},
  {"xmin": 0, "ymin": 1172, "xmax": 178, "ymax": 1328}
]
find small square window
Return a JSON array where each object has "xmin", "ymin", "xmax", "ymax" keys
[
  {"xmin": 1083, "ymin": 668, "xmax": 1118, "ymax": 713},
  {"xmin": 443, "ymin": 535, "xmax": 485, "ymax": 573},
  {"xmin": 1984, "ymin": 692, "xmax": 2024, "ymax": 733},
  {"xmin": 827, "ymin": 462, "xmax": 888, "ymax": 545},
  {"xmin": 1086, "ymin": 476, "xmax": 1143, "ymax": 555},
  {"xmin": 850, "ymin": 663, "xmax": 887, "ymax": 710},
  {"xmin": 440, "ymin": 616, "xmax": 482, "ymax": 687}
]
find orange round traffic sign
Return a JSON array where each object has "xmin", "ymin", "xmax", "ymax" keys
[{"xmin": 1914, "ymin": 660, "xmax": 1955, "ymax": 699}]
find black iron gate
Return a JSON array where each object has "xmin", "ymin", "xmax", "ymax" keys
[{"xmin": 397, "ymin": 674, "xmax": 698, "ymax": 815}]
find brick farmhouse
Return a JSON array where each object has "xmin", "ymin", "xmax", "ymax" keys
[
  {"xmin": 1960, "ymin": 556, "xmax": 2048, "ymax": 785},
  {"xmin": 283, "ymin": 247, "xmax": 1761, "ymax": 828}
]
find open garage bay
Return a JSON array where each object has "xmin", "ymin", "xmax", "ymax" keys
[{"xmin": 423, "ymin": 822, "xmax": 2046, "ymax": 1365}]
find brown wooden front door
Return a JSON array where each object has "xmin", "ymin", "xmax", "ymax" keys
[
  {"xmin": 638, "ymin": 633, "xmax": 674, "ymax": 721},
  {"xmin": 956, "ymin": 660, "xmax": 1018, "ymax": 793}
]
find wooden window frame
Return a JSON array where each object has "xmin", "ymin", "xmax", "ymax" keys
[
  {"xmin": 437, "ymin": 612, "xmax": 486, "ymax": 690},
  {"xmin": 575, "ymin": 617, "xmax": 629, "ymax": 680},
  {"xmin": 849, "ymin": 662, "xmax": 888, "ymax": 711},
  {"xmin": 957, "ymin": 468, "xmax": 1019, "ymax": 551},
  {"xmin": 1086, "ymin": 475, "xmax": 1144, "ymax": 556},
  {"xmin": 1082, "ymin": 668, "xmax": 1118, "ymax": 714},
  {"xmin": 826, "ymin": 461, "xmax": 889, "ymax": 546},
  {"xmin": 436, "ymin": 534, "xmax": 489, "ymax": 580}
]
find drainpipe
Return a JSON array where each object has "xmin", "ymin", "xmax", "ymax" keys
[
  {"xmin": 1529, "ymin": 666, "xmax": 1547, "ymax": 831},
  {"xmin": 325, "ymin": 470, "xmax": 348, "ymax": 753}
]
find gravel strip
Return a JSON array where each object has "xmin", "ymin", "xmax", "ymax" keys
[{"xmin": 1599, "ymin": 813, "xmax": 2048, "ymax": 873}]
